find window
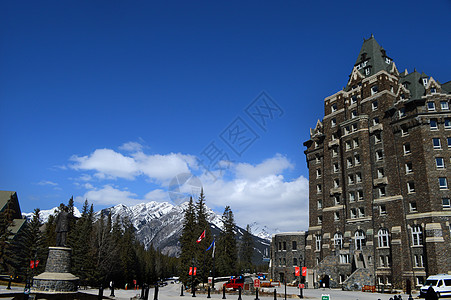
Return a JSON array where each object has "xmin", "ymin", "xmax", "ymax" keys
[
  {"xmin": 355, "ymin": 154, "xmax": 361, "ymax": 165},
  {"xmin": 317, "ymin": 168, "xmax": 322, "ymax": 178},
  {"xmin": 439, "ymin": 177, "xmax": 448, "ymax": 189},
  {"xmin": 442, "ymin": 198, "xmax": 450, "ymax": 208},
  {"xmin": 352, "ymin": 123, "xmax": 358, "ymax": 132},
  {"xmin": 374, "ymin": 132, "xmax": 381, "ymax": 143},
  {"xmin": 334, "ymin": 178, "xmax": 340, "ymax": 188},
  {"xmin": 331, "ymin": 133, "xmax": 337, "ymax": 141},
  {"xmin": 334, "ymin": 211, "xmax": 340, "ymax": 221},
  {"xmin": 409, "ymin": 202, "xmax": 417, "ymax": 212},
  {"xmin": 378, "ymin": 186, "xmax": 386, "ymax": 198},
  {"xmin": 356, "ymin": 172, "xmax": 362, "ymax": 183},
  {"xmin": 317, "ymin": 199, "xmax": 322, "ymax": 209},
  {"xmin": 293, "ymin": 258, "xmax": 298, "ymax": 266},
  {"xmin": 441, "ymin": 101, "xmax": 449, "ymax": 110},
  {"xmin": 401, "ymin": 128, "xmax": 408, "ymax": 136},
  {"xmin": 376, "ymin": 150, "xmax": 383, "ymax": 161},
  {"xmin": 385, "ymin": 57, "xmax": 391, "ymax": 64},
  {"xmin": 431, "ymin": 88, "xmax": 437, "ymax": 94},
  {"xmin": 357, "ymin": 190, "xmax": 364, "ymax": 200},
  {"xmin": 334, "ymin": 233, "xmax": 343, "ymax": 249},
  {"xmin": 407, "ymin": 182, "xmax": 416, "ymax": 193},
  {"xmin": 422, "ymin": 78, "xmax": 428, "ymax": 86},
  {"xmin": 445, "ymin": 118, "xmax": 451, "ymax": 129},
  {"xmin": 333, "ymin": 163, "xmax": 339, "ymax": 173},
  {"xmin": 331, "ymin": 103, "xmax": 337, "ymax": 112},
  {"xmin": 403, "ymin": 143, "xmax": 411, "ymax": 154},
  {"xmin": 371, "ymin": 85, "xmax": 378, "ymax": 95},
  {"xmin": 315, "ymin": 235, "xmax": 321, "ymax": 251},
  {"xmin": 349, "ymin": 191, "xmax": 355, "ymax": 202},
  {"xmin": 353, "ymin": 138, "xmax": 359, "ymax": 148},
  {"xmin": 348, "ymin": 174, "xmax": 354, "ymax": 185},
  {"xmin": 386, "ymin": 256, "xmax": 391, "ymax": 267},
  {"xmin": 350, "ymin": 208, "xmax": 357, "ymax": 218},
  {"xmin": 358, "ymin": 207, "xmax": 365, "ymax": 218},
  {"xmin": 448, "ymin": 137, "xmax": 451, "ymax": 148},
  {"xmin": 339, "ymin": 254, "xmax": 349, "ymax": 264},
  {"xmin": 378, "ymin": 228, "xmax": 389, "ymax": 247},
  {"xmin": 332, "ymin": 148, "xmax": 338, "ymax": 157},
  {"xmin": 351, "ymin": 95, "xmax": 357, "ymax": 104},
  {"xmin": 411, "ymin": 225, "xmax": 423, "ymax": 246},
  {"xmin": 355, "ymin": 230, "xmax": 366, "ymax": 250},
  {"xmin": 315, "ymin": 156, "xmax": 321, "ymax": 163},
  {"xmin": 428, "ymin": 101, "xmax": 436, "ymax": 111},
  {"xmin": 436, "ymin": 157, "xmax": 445, "ymax": 169},
  {"xmin": 399, "ymin": 108, "xmax": 406, "ymax": 118},
  {"xmin": 347, "ymin": 157, "xmax": 353, "ymax": 168},
  {"xmin": 344, "ymin": 126, "xmax": 350, "ymax": 135},
  {"xmin": 377, "ymin": 168, "xmax": 384, "ymax": 178},
  {"xmin": 372, "ymin": 100, "xmax": 378, "ymax": 111},
  {"xmin": 317, "ymin": 184, "xmax": 322, "ymax": 193},
  {"xmin": 365, "ymin": 68, "xmax": 370, "ymax": 76},
  {"xmin": 430, "ymin": 119, "xmax": 438, "ymax": 130},
  {"xmin": 317, "ymin": 216, "xmax": 322, "ymax": 224},
  {"xmin": 351, "ymin": 110, "xmax": 357, "ymax": 119},
  {"xmin": 379, "ymin": 255, "xmax": 385, "ymax": 267},
  {"xmin": 414, "ymin": 255, "xmax": 424, "ymax": 267},
  {"xmin": 372, "ymin": 117, "xmax": 380, "ymax": 126},
  {"xmin": 331, "ymin": 118, "xmax": 336, "ymax": 127},
  {"xmin": 278, "ymin": 242, "xmax": 282, "ymax": 251},
  {"xmin": 283, "ymin": 241, "xmax": 286, "ymax": 250},
  {"xmin": 379, "ymin": 204, "xmax": 387, "ymax": 215},
  {"xmin": 345, "ymin": 140, "xmax": 352, "ymax": 150},
  {"xmin": 292, "ymin": 241, "xmax": 297, "ymax": 250},
  {"xmin": 405, "ymin": 162, "xmax": 413, "ymax": 174},
  {"xmin": 334, "ymin": 195, "xmax": 340, "ymax": 205}
]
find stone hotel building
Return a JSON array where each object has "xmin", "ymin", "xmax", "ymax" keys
[{"xmin": 303, "ymin": 35, "xmax": 451, "ymax": 290}]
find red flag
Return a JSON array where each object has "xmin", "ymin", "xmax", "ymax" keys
[
  {"xmin": 193, "ymin": 267, "xmax": 197, "ymax": 276},
  {"xmin": 30, "ymin": 260, "xmax": 35, "ymax": 269},
  {"xmin": 295, "ymin": 266, "xmax": 300, "ymax": 276},
  {"xmin": 196, "ymin": 230, "xmax": 206, "ymax": 243},
  {"xmin": 189, "ymin": 267, "xmax": 193, "ymax": 275}
]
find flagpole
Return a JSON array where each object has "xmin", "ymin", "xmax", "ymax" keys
[{"xmin": 212, "ymin": 236, "xmax": 216, "ymax": 290}]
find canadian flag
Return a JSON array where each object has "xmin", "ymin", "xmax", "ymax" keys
[{"xmin": 196, "ymin": 230, "xmax": 206, "ymax": 243}]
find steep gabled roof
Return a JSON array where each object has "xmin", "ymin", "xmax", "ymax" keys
[
  {"xmin": 0, "ymin": 190, "xmax": 22, "ymax": 219},
  {"xmin": 399, "ymin": 70, "xmax": 427, "ymax": 100}
]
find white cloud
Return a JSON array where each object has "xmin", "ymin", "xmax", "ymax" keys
[
  {"xmin": 75, "ymin": 185, "xmax": 143, "ymax": 206},
  {"xmin": 119, "ymin": 141, "xmax": 143, "ymax": 152},
  {"xmin": 234, "ymin": 154, "xmax": 293, "ymax": 180},
  {"xmin": 37, "ymin": 180, "xmax": 58, "ymax": 186},
  {"xmin": 144, "ymin": 189, "xmax": 170, "ymax": 202}
]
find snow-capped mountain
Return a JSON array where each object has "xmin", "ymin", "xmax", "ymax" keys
[
  {"xmin": 24, "ymin": 201, "xmax": 271, "ymax": 263},
  {"xmin": 22, "ymin": 206, "xmax": 82, "ymax": 221}
]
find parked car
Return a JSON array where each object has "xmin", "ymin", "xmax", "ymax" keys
[
  {"xmin": 420, "ymin": 274, "xmax": 451, "ymax": 298},
  {"xmin": 223, "ymin": 276, "xmax": 244, "ymax": 290}
]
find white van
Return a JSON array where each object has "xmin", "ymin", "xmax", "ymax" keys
[{"xmin": 420, "ymin": 274, "xmax": 451, "ymax": 298}]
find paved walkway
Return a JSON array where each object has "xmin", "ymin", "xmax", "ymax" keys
[{"xmin": 0, "ymin": 283, "xmax": 421, "ymax": 300}]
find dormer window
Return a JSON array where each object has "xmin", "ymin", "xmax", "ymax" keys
[
  {"xmin": 385, "ymin": 57, "xmax": 391, "ymax": 64},
  {"xmin": 422, "ymin": 78, "xmax": 428, "ymax": 86},
  {"xmin": 371, "ymin": 85, "xmax": 379, "ymax": 95},
  {"xmin": 427, "ymin": 102, "xmax": 436, "ymax": 111},
  {"xmin": 400, "ymin": 93, "xmax": 406, "ymax": 100},
  {"xmin": 365, "ymin": 68, "xmax": 370, "ymax": 76},
  {"xmin": 441, "ymin": 101, "xmax": 449, "ymax": 110},
  {"xmin": 399, "ymin": 108, "xmax": 406, "ymax": 118},
  {"xmin": 431, "ymin": 88, "xmax": 437, "ymax": 94}
]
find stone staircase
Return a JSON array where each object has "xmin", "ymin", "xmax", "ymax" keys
[
  {"xmin": 314, "ymin": 254, "xmax": 340, "ymax": 288},
  {"xmin": 342, "ymin": 268, "xmax": 374, "ymax": 291}
]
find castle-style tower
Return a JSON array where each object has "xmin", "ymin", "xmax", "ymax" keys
[{"xmin": 304, "ymin": 35, "xmax": 451, "ymax": 291}]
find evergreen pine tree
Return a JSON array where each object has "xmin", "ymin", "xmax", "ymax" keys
[
  {"xmin": 179, "ymin": 197, "xmax": 197, "ymax": 285},
  {"xmin": 239, "ymin": 224, "xmax": 254, "ymax": 273},
  {"xmin": 0, "ymin": 198, "xmax": 15, "ymax": 273},
  {"xmin": 195, "ymin": 189, "xmax": 213, "ymax": 285},
  {"xmin": 217, "ymin": 206, "xmax": 237, "ymax": 276}
]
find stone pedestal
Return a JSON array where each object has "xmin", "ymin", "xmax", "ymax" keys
[{"xmin": 33, "ymin": 247, "xmax": 79, "ymax": 293}]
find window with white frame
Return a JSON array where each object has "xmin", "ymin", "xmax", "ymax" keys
[
  {"xmin": 414, "ymin": 254, "xmax": 424, "ymax": 267},
  {"xmin": 372, "ymin": 117, "xmax": 380, "ymax": 126},
  {"xmin": 365, "ymin": 68, "xmax": 370, "ymax": 76},
  {"xmin": 355, "ymin": 230, "xmax": 366, "ymax": 250},
  {"xmin": 448, "ymin": 137, "xmax": 451, "ymax": 148},
  {"xmin": 401, "ymin": 127, "xmax": 408, "ymax": 136},
  {"xmin": 372, "ymin": 100, "xmax": 378, "ymax": 111},
  {"xmin": 349, "ymin": 191, "xmax": 355, "ymax": 202},
  {"xmin": 334, "ymin": 232, "xmax": 343, "ymax": 249},
  {"xmin": 334, "ymin": 178, "xmax": 340, "ymax": 188},
  {"xmin": 334, "ymin": 211, "xmax": 340, "ymax": 221},
  {"xmin": 315, "ymin": 234, "xmax": 321, "ymax": 251},
  {"xmin": 436, "ymin": 157, "xmax": 445, "ymax": 169},
  {"xmin": 350, "ymin": 208, "xmax": 357, "ymax": 218},
  {"xmin": 333, "ymin": 162, "xmax": 339, "ymax": 173},
  {"xmin": 422, "ymin": 78, "xmax": 428, "ymax": 86},
  {"xmin": 351, "ymin": 95, "xmax": 357, "ymax": 104},
  {"xmin": 317, "ymin": 199, "xmax": 322, "ymax": 209},
  {"xmin": 407, "ymin": 182, "xmax": 416, "ymax": 193},
  {"xmin": 377, "ymin": 168, "xmax": 384, "ymax": 178},
  {"xmin": 348, "ymin": 174, "xmax": 354, "ymax": 185},
  {"xmin": 331, "ymin": 103, "xmax": 337, "ymax": 112},
  {"xmin": 405, "ymin": 162, "xmax": 413, "ymax": 174},
  {"xmin": 378, "ymin": 186, "xmax": 386, "ymax": 198},
  {"xmin": 353, "ymin": 138, "xmax": 359, "ymax": 148},
  {"xmin": 355, "ymin": 154, "xmax": 361, "ymax": 165},
  {"xmin": 339, "ymin": 254, "xmax": 349, "ymax": 264},
  {"xmin": 345, "ymin": 140, "xmax": 351, "ymax": 150},
  {"xmin": 356, "ymin": 172, "xmax": 362, "ymax": 183},
  {"xmin": 442, "ymin": 197, "xmax": 450, "ymax": 208},
  {"xmin": 318, "ymin": 215, "xmax": 322, "ymax": 224},
  {"xmin": 357, "ymin": 190, "xmax": 363, "ymax": 200},
  {"xmin": 371, "ymin": 85, "xmax": 378, "ymax": 95},
  {"xmin": 315, "ymin": 156, "xmax": 320, "ymax": 163},
  {"xmin": 403, "ymin": 143, "xmax": 411, "ymax": 154},
  {"xmin": 352, "ymin": 123, "xmax": 358, "ymax": 132},
  {"xmin": 331, "ymin": 118, "xmax": 336, "ymax": 127},
  {"xmin": 379, "ymin": 204, "xmax": 387, "ymax": 215},
  {"xmin": 376, "ymin": 150, "xmax": 383, "ymax": 161},
  {"xmin": 427, "ymin": 101, "xmax": 436, "ymax": 111},
  {"xmin": 431, "ymin": 88, "xmax": 437, "ymax": 94},
  {"xmin": 351, "ymin": 110, "xmax": 357, "ymax": 119},
  {"xmin": 317, "ymin": 168, "xmax": 322, "ymax": 178},
  {"xmin": 400, "ymin": 93, "xmax": 406, "ymax": 100},
  {"xmin": 317, "ymin": 184, "xmax": 322, "ymax": 193},
  {"xmin": 430, "ymin": 119, "xmax": 438, "ymax": 130},
  {"xmin": 334, "ymin": 195, "xmax": 340, "ymax": 205},
  {"xmin": 375, "ymin": 132, "xmax": 381, "ymax": 143},
  {"xmin": 344, "ymin": 126, "xmax": 349, "ymax": 135},
  {"xmin": 399, "ymin": 108, "xmax": 406, "ymax": 118},
  {"xmin": 445, "ymin": 118, "xmax": 451, "ymax": 129},
  {"xmin": 331, "ymin": 133, "xmax": 337, "ymax": 141},
  {"xmin": 379, "ymin": 255, "xmax": 385, "ymax": 267},
  {"xmin": 386, "ymin": 256, "xmax": 391, "ymax": 267},
  {"xmin": 385, "ymin": 57, "xmax": 391, "ymax": 64},
  {"xmin": 411, "ymin": 225, "xmax": 423, "ymax": 246},
  {"xmin": 347, "ymin": 157, "xmax": 353, "ymax": 168},
  {"xmin": 441, "ymin": 101, "xmax": 449, "ymax": 110},
  {"xmin": 332, "ymin": 148, "xmax": 338, "ymax": 157},
  {"xmin": 358, "ymin": 207, "xmax": 365, "ymax": 218},
  {"xmin": 439, "ymin": 177, "xmax": 448, "ymax": 189},
  {"xmin": 409, "ymin": 202, "xmax": 417, "ymax": 212}
]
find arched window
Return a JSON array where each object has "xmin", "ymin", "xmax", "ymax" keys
[
  {"xmin": 411, "ymin": 225, "xmax": 423, "ymax": 246},
  {"xmin": 378, "ymin": 228, "xmax": 389, "ymax": 248},
  {"xmin": 334, "ymin": 232, "xmax": 343, "ymax": 249},
  {"xmin": 354, "ymin": 230, "xmax": 366, "ymax": 250}
]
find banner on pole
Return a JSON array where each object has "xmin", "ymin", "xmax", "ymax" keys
[
  {"xmin": 302, "ymin": 267, "xmax": 307, "ymax": 277},
  {"xmin": 189, "ymin": 267, "xmax": 193, "ymax": 275},
  {"xmin": 193, "ymin": 267, "xmax": 197, "ymax": 276},
  {"xmin": 295, "ymin": 266, "xmax": 300, "ymax": 277}
]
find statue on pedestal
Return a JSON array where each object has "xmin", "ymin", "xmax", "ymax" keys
[{"xmin": 55, "ymin": 204, "xmax": 70, "ymax": 247}]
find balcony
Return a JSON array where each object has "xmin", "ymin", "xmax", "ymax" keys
[
  {"xmin": 330, "ymin": 187, "xmax": 343, "ymax": 195},
  {"xmin": 369, "ymin": 123, "xmax": 383, "ymax": 133}
]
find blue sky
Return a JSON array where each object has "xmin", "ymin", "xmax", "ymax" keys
[{"xmin": 1, "ymin": 0, "xmax": 450, "ymax": 232}]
